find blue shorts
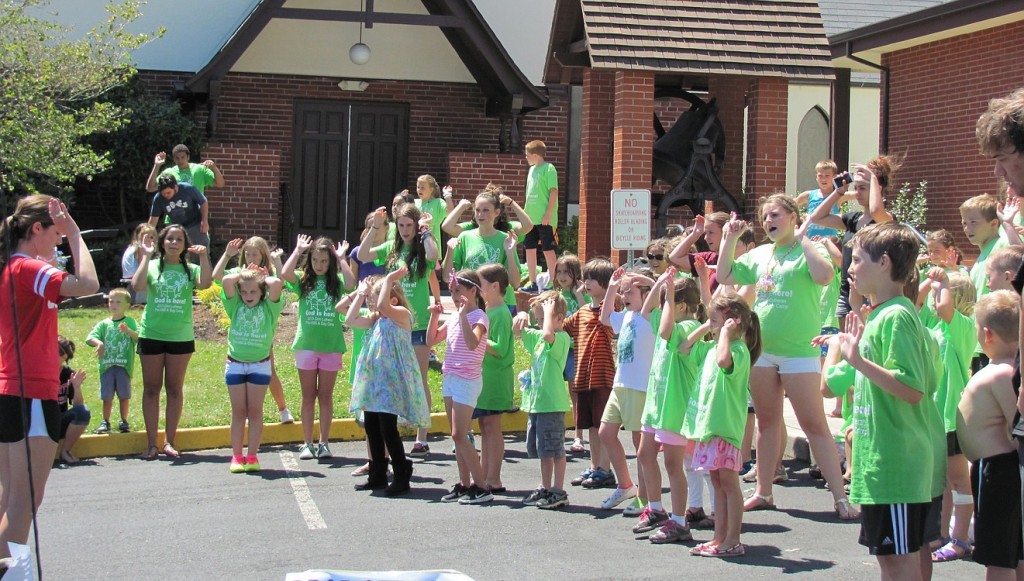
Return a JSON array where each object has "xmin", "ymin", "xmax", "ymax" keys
[
  {"xmin": 819, "ymin": 326, "xmax": 840, "ymax": 358},
  {"xmin": 411, "ymin": 330, "xmax": 427, "ymax": 346},
  {"xmin": 563, "ymin": 348, "xmax": 576, "ymax": 382},
  {"xmin": 61, "ymin": 404, "xmax": 92, "ymax": 439},
  {"xmin": 225, "ymin": 358, "xmax": 272, "ymax": 386}
]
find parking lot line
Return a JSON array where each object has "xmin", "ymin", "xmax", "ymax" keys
[{"xmin": 279, "ymin": 450, "xmax": 328, "ymax": 530}]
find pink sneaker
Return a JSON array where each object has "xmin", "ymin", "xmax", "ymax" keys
[
  {"xmin": 244, "ymin": 454, "xmax": 260, "ymax": 472},
  {"xmin": 229, "ymin": 455, "xmax": 245, "ymax": 473}
]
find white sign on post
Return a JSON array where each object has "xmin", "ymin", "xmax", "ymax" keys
[{"xmin": 610, "ymin": 189, "xmax": 651, "ymax": 251}]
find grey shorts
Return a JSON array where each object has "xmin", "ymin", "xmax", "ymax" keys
[
  {"xmin": 99, "ymin": 367, "xmax": 132, "ymax": 401},
  {"xmin": 527, "ymin": 412, "xmax": 566, "ymax": 459}
]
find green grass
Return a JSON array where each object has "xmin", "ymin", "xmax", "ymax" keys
[{"xmin": 58, "ymin": 307, "xmax": 530, "ymax": 429}]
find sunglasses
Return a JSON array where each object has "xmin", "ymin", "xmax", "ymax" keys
[{"xmin": 646, "ymin": 253, "xmax": 664, "ymax": 261}]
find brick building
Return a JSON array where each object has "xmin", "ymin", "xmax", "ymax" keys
[{"xmin": 833, "ymin": 0, "xmax": 1024, "ymax": 261}]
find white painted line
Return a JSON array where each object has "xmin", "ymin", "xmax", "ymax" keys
[{"xmin": 279, "ymin": 450, "xmax": 327, "ymax": 530}]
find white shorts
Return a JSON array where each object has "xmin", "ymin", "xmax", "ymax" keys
[
  {"xmin": 753, "ymin": 352, "xmax": 821, "ymax": 375},
  {"xmin": 442, "ymin": 374, "xmax": 483, "ymax": 408}
]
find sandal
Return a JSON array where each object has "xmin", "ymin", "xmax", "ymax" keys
[
  {"xmin": 702, "ymin": 543, "xmax": 745, "ymax": 557},
  {"xmin": 834, "ymin": 498, "xmax": 860, "ymax": 521},
  {"xmin": 351, "ymin": 462, "xmax": 370, "ymax": 476},
  {"xmin": 690, "ymin": 541, "xmax": 716, "ymax": 556},
  {"xmin": 140, "ymin": 445, "xmax": 159, "ymax": 460},
  {"xmin": 60, "ymin": 450, "xmax": 80, "ymax": 465},
  {"xmin": 743, "ymin": 493, "xmax": 775, "ymax": 512},
  {"xmin": 685, "ymin": 508, "xmax": 716, "ymax": 530},
  {"xmin": 162, "ymin": 442, "xmax": 180, "ymax": 458},
  {"xmin": 569, "ymin": 438, "xmax": 585, "ymax": 453},
  {"xmin": 931, "ymin": 538, "xmax": 972, "ymax": 562}
]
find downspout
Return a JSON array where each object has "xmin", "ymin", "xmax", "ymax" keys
[{"xmin": 846, "ymin": 42, "xmax": 890, "ymax": 153}]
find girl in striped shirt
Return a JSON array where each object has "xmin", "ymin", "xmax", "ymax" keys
[{"xmin": 427, "ymin": 269, "xmax": 491, "ymax": 504}]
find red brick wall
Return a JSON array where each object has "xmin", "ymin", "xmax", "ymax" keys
[
  {"xmin": 579, "ymin": 69, "xmax": 617, "ymax": 261},
  {"xmin": 203, "ymin": 143, "xmax": 281, "ymax": 245},
  {"xmin": 745, "ymin": 77, "xmax": 789, "ymax": 217},
  {"xmin": 135, "ymin": 72, "xmax": 568, "ymax": 247},
  {"xmin": 611, "ymin": 71, "xmax": 655, "ymax": 263},
  {"xmin": 883, "ymin": 20, "xmax": 1024, "ymax": 261}
]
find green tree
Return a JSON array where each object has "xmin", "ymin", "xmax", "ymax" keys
[{"xmin": 0, "ymin": 0, "xmax": 160, "ymax": 200}]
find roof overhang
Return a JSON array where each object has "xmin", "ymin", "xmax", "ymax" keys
[{"xmin": 830, "ymin": 0, "xmax": 1024, "ymax": 71}]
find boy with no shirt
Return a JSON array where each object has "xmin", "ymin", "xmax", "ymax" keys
[{"xmin": 957, "ymin": 290, "xmax": 1024, "ymax": 579}]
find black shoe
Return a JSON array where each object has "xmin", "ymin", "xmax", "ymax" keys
[
  {"xmin": 354, "ymin": 461, "xmax": 388, "ymax": 491},
  {"xmin": 385, "ymin": 460, "xmax": 413, "ymax": 496},
  {"xmin": 458, "ymin": 484, "xmax": 494, "ymax": 505}
]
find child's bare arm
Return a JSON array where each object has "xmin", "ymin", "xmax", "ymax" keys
[
  {"xmin": 680, "ymin": 320, "xmax": 712, "ymax": 355},
  {"xmin": 599, "ymin": 268, "xmax": 624, "ymax": 327}
]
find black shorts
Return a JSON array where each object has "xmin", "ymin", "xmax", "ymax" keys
[
  {"xmin": 972, "ymin": 451, "xmax": 1024, "ymax": 569},
  {"xmin": 972, "ymin": 354, "xmax": 990, "ymax": 375},
  {"xmin": 859, "ymin": 496, "xmax": 941, "ymax": 555},
  {"xmin": 946, "ymin": 431, "xmax": 963, "ymax": 457},
  {"xmin": 137, "ymin": 337, "xmax": 196, "ymax": 356},
  {"xmin": 0, "ymin": 395, "xmax": 60, "ymax": 443},
  {"xmin": 523, "ymin": 225, "xmax": 557, "ymax": 252},
  {"xmin": 574, "ymin": 387, "xmax": 611, "ymax": 431}
]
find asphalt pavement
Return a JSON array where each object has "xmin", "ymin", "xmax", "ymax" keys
[{"xmin": 36, "ymin": 430, "xmax": 979, "ymax": 581}]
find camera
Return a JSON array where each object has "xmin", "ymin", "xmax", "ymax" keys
[{"xmin": 832, "ymin": 173, "xmax": 854, "ymax": 190}]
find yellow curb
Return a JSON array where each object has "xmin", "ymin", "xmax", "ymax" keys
[{"xmin": 69, "ymin": 410, "xmax": 570, "ymax": 459}]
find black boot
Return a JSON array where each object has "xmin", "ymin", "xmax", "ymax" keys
[
  {"xmin": 385, "ymin": 459, "xmax": 414, "ymax": 496},
  {"xmin": 354, "ymin": 461, "xmax": 388, "ymax": 491}
]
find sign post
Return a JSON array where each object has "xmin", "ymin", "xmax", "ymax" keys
[{"xmin": 610, "ymin": 188, "xmax": 651, "ymax": 266}]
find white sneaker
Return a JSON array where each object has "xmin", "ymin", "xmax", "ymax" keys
[
  {"xmin": 298, "ymin": 443, "xmax": 316, "ymax": 459},
  {"xmin": 279, "ymin": 408, "xmax": 295, "ymax": 424},
  {"xmin": 317, "ymin": 443, "xmax": 332, "ymax": 459},
  {"xmin": 601, "ymin": 485, "xmax": 637, "ymax": 510},
  {"xmin": 621, "ymin": 497, "xmax": 647, "ymax": 516}
]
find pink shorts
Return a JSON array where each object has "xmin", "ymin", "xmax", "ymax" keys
[
  {"xmin": 691, "ymin": 437, "xmax": 743, "ymax": 472},
  {"xmin": 641, "ymin": 425, "xmax": 688, "ymax": 447},
  {"xmin": 294, "ymin": 350, "xmax": 344, "ymax": 372}
]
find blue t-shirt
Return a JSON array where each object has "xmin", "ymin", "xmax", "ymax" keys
[
  {"xmin": 149, "ymin": 183, "xmax": 206, "ymax": 229},
  {"xmin": 805, "ymin": 189, "xmax": 840, "ymax": 239}
]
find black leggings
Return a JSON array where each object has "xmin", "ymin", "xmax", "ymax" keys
[{"xmin": 364, "ymin": 411, "xmax": 406, "ymax": 465}]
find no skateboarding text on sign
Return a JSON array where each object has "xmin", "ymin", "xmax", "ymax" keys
[{"xmin": 611, "ymin": 189, "xmax": 651, "ymax": 250}]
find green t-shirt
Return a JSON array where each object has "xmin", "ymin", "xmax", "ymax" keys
[
  {"xmin": 87, "ymin": 316, "xmax": 138, "ymax": 378},
  {"xmin": 285, "ymin": 274, "xmax": 347, "ymax": 353},
  {"xmin": 520, "ymin": 327, "xmax": 571, "ymax": 413},
  {"xmin": 642, "ymin": 315, "xmax": 702, "ymax": 433},
  {"xmin": 819, "ymin": 267, "xmax": 841, "ymax": 329},
  {"xmin": 452, "ymin": 229, "xmax": 521, "ymax": 306},
  {"xmin": 160, "ymin": 163, "xmax": 215, "ymax": 193},
  {"xmin": 372, "ymin": 241, "xmax": 430, "ymax": 331},
  {"xmin": 222, "ymin": 291, "xmax": 285, "ymax": 362},
  {"xmin": 850, "ymin": 296, "xmax": 945, "ymax": 505},
  {"xmin": 478, "ymin": 305, "xmax": 515, "ymax": 410},
  {"xmin": 457, "ymin": 220, "xmax": 526, "ymax": 243},
  {"xmin": 139, "ymin": 261, "xmax": 201, "ymax": 342},
  {"xmin": 415, "ymin": 197, "xmax": 447, "ymax": 251},
  {"xmin": 561, "ymin": 289, "xmax": 581, "ymax": 316},
  {"xmin": 919, "ymin": 304, "xmax": 977, "ymax": 433},
  {"xmin": 970, "ymin": 233, "xmax": 1009, "ymax": 355},
  {"xmin": 685, "ymin": 338, "xmax": 751, "ymax": 448},
  {"xmin": 824, "ymin": 359, "xmax": 855, "ymax": 438},
  {"xmin": 524, "ymin": 162, "xmax": 558, "ymax": 223},
  {"xmin": 345, "ymin": 307, "xmax": 369, "ymax": 384},
  {"xmin": 731, "ymin": 242, "xmax": 828, "ymax": 357}
]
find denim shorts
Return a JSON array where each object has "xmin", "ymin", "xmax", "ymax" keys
[
  {"xmin": 225, "ymin": 358, "xmax": 272, "ymax": 386},
  {"xmin": 411, "ymin": 330, "xmax": 427, "ymax": 346}
]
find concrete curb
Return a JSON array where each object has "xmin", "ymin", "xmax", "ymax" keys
[{"xmin": 71, "ymin": 410, "xmax": 533, "ymax": 459}]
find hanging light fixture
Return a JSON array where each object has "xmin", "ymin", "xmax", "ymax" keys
[{"xmin": 349, "ymin": 0, "xmax": 371, "ymax": 65}]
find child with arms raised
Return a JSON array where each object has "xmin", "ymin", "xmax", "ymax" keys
[
  {"xmin": 514, "ymin": 291, "xmax": 572, "ymax": 509},
  {"xmin": 552, "ymin": 253, "xmax": 587, "ymax": 453},
  {"xmin": 956, "ymin": 290, "xmax": 1024, "ymax": 580},
  {"xmin": 682, "ymin": 293, "xmax": 761, "ymax": 557},
  {"xmin": 342, "ymin": 270, "xmax": 431, "ymax": 496},
  {"xmin": 221, "ymin": 267, "xmax": 284, "ymax": 472},
  {"xmin": 476, "ymin": 264, "xmax": 516, "ymax": 493}
]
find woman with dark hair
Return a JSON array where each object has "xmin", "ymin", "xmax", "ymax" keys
[
  {"xmin": 132, "ymin": 224, "xmax": 212, "ymax": 459},
  {"xmin": 0, "ymin": 195, "xmax": 98, "ymax": 565}
]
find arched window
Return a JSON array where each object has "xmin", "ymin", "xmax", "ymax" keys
[{"xmin": 797, "ymin": 106, "xmax": 830, "ymax": 192}]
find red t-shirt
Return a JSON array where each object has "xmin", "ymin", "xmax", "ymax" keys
[
  {"xmin": 563, "ymin": 302, "xmax": 616, "ymax": 392},
  {"xmin": 0, "ymin": 254, "xmax": 67, "ymax": 400}
]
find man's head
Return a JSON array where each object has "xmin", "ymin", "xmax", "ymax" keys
[
  {"xmin": 157, "ymin": 174, "xmax": 178, "ymax": 199},
  {"xmin": 977, "ymin": 89, "xmax": 1024, "ymax": 192},
  {"xmin": 171, "ymin": 144, "xmax": 190, "ymax": 168}
]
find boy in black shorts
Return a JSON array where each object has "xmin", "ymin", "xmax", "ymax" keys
[
  {"xmin": 957, "ymin": 290, "xmax": 1024, "ymax": 577},
  {"xmin": 519, "ymin": 140, "xmax": 559, "ymax": 292}
]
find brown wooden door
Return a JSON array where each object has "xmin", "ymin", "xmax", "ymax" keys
[{"xmin": 290, "ymin": 100, "xmax": 408, "ymax": 243}]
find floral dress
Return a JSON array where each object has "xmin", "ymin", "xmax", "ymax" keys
[{"xmin": 350, "ymin": 316, "xmax": 430, "ymax": 428}]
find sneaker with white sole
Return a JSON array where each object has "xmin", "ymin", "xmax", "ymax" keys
[
  {"xmin": 522, "ymin": 487, "xmax": 547, "ymax": 506},
  {"xmin": 298, "ymin": 443, "xmax": 317, "ymax": 460},
  {"xmin": 632, "ymin": 507, "xmax": 669, "ymax": 533},
  {"xmin": 649, "ymin": 519, "xmax": 693, "ymax": 544},
  {"xmin": 317, "ymin": 443, "xmax": 332, "ymax": 459},
  {"xmin": 741, "ymin": 462, "xmax": 758, "ymax": 483},
  {"xmin": 118, "ymin": 419, "xmax": 130, "ymax": 433},
  {"xmin": 94, "ymin": 420, "xmax": 110, "ymax": 434},
  {"xmin": 773, "ymin": 466, "xmax": 788, "ymax": 483},
  {"xmin": 279, "ymin": 408, "xmax": 295, "ymax": 424},
  {"xmin": 570, "ymin": 468, "xmax": 595, "ymax": 487},
  {"xmin": 458, "ymin": 484, "xmax": 494, "ymax": 505},
  {"xmin": 536, "ymin": 489, "xmax": 569, "ymax": 510},
  {"xmin": 622, "ymin": 497, "xmax": 647, "ymax": 517},
  {"xmin": 441, "ymin": 483, "xmax": 469, "ymax": 503},
  {"xmin": 601, "ymin": 485, "xmax": 638, "ymax": 509}
]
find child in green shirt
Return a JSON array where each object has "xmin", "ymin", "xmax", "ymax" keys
[
  {"xmin": 836, "ymin": 223, "xmax": 945, "ymax": 579},
  {"xmin": 513, "ymin": 291, "xmax": 571, "ymax": 509},
  {"xmin": 85, "ymin": 288, "xmax": 138, "ymax": 435},
  {"xmin": 476, "ymin": 264, "xmax": 516, "ymax": 493},
  {"xmin": 520, "ymin": 140, "xmax": 559, "ymax": 292},
  {"xmin": 221, "ymin": 269, "xmax": 285, "ymax": 473}
]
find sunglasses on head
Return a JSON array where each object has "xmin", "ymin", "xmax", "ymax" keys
[{"xmin": 646, "ymin": 253, "xmax": 664, "ymax": 261}]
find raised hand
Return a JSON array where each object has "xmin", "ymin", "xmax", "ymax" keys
[
  {"xmin": 657, "ymin": 265, "xmax": 676, "ymax": 284},
  {"xmin": 512, "ymin": 311, "xmax": 530, "ymax": 333},
  {"xmin": 693, "ymin": 214, "xmax": 706, "ymax": 234},
  {"xmin": 503, "ymin": 230, "xmax": 518, "ymax": 252},
  {"xmin": 335, "ymin": 240, "xmax": 350, "ymax": 260},
  {"xmin": 721, "ymin": 317, "xmax": 738, "ymax": 337},
  {"xmin": 693, "ymin": 256, "xmax": 709, "ymax": 281},
  {"xmin": 926, "ymin": 266, "xmax": 948, "ymax": 284},
  {"xmin": 391, "ymin": 265, "xmax": 409, "ymax": 279},
  {"xmin": 447, "ymin": 237, "xmax": 461, "ymax": 251},
  {"xmin": 442, "ymin": 185, "xmax": 454, "ymax": 199},
  {"xmin": 428, "ymin": 302, "xmax": 445, "ymax": 315},
  {"xmin": 187, "ymin": 245, "xmax": 207, "ymax": 256},
  {"xmin": 837, "ymin": 310, "xmax": 865, "ymax": 364},
  {"xmin": 246, "ymin": 263, "xmax": 268, "ymax": 276},
  {"xmin": 998, "ymin": 195, "xmax": 1020, "ymax": 223},
  {"xmin": 419, "ymin": 212, "xmax": 433, "ymax": 231},
  {"xmin": 270, "ymin": 248, "xmax": 285, "ymax": 261},
  {"xmin": 225, "ymin": 238, "xmax": 244, "ymax": 256},
  {"xmin": 372, "ymin": 207, "xmax": 388, "ymax": 228},
  {"xmin": 295, "ymin": 234, "xmax": 313, "ymax": 253},
  {"xmin": 723, "ymin": 212, "xmax": 747, "ymax": 239},
  {"xmin": 203, "ymin": 160, "xmax": 217, "ymax": 169},
  {"xmin": 499, "ymin": 194, "xmax": 514, "ymax": 207},
  {"xmin": 457, "ymin": 295, "xmax": 474, "ymax": 317},
  {"xmin": 154, "ymin": 151, "xmax": 166, "ymax": 165},
  {"xmin": 850, "ymin": 162, "xmax": 875, "ymax": 184},
  {"xmin": 70, "ymin": 369, "xmax": 86, "ymax": 389},
  {"xmin": 609, "ymin": 267, "xmax": 625, "ymax": 287},
  {"xmin": 140, "ymin": 236, "xmax": 156, "ymax": 256},
  {"xmin": 49, "ymin": 198, "xmax": 78, "ymax": 236},
  {"xmin": 541, "ymin": 297, "xmax": 556, "ymax": 313}
]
